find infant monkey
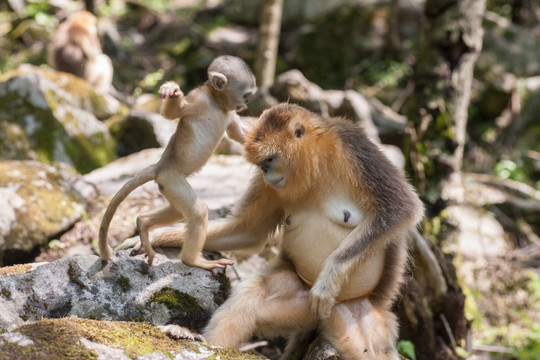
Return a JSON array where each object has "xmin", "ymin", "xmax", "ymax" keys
[{"xmin": 99, "ymin": 55, "xmax": 257, "ymax": 272}]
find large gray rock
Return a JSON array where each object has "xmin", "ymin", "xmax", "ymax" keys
[
  {"xmin": 0, "ymin": 65, "xmax": 124, "ymax": 174},
  {"xmin": 0, "ymin": 160, "xmax": 89, "ymax": 265},
  {"xmin": 0, "ymin": 250, "xmax": 229, "ymax": 332}
]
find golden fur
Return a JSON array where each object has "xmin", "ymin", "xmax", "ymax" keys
[
  {"xmin": 99, "ymin": 56, "xmax": 256, "ymax": 272},
  {"xmin": 48, "ymin": 11, "xmax": 113, "ymax": 91},
  {"xmin": 125, "ymin": 103, "xmax": 423, "ymax": 359}
]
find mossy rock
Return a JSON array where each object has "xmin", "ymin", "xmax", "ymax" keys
[
  {"xmin": 0, "ymin": 161, "xmax": 86, "ymax": 259},
  {"xmin": 148, "ymin": 288, "xmax": 210, "ymax": 332},
  {"xmin": 0, "ymin": 65, "xmax": 121, "ymax": 174},
  {"xmin": 0, "ymin": 317, "xmax": 266, "ymax": 360}
]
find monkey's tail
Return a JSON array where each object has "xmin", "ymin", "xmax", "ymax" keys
[{"xmin": 98, "ymin": 165, "xmax": 158, "ymax": 262}]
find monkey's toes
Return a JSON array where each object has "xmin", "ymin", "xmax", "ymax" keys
[
  {"xmin": 209, "ymin": 258, "xmax": 234, "ymax": 268},
  {"xmin": 129, "ymin": 245, "xmax": 144, "ymax": 257},
  {"xmin": 146, "ymin": 253, "xmax": 155, "ymax": 266}
]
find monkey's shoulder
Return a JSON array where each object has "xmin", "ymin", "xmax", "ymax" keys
[{"xmin": 180, "ymin": 89, "xmax": 231, "ymax": 122}]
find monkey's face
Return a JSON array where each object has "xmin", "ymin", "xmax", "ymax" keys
[
  {"xmin": 246, "ymin": 104, "xmax": 326, "ymax": 200},
  {"xmin": 226, "ymin": 78, "xmax": 257, "ymax": 111}
]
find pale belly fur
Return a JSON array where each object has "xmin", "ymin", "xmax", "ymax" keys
[{"xmin": 281, "ymin": 197, "xmax": 385, "ymax": 301}]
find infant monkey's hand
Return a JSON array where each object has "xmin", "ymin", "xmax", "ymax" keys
[{"xmin": 159, "ymin": 81, "xmax": 183, "ymax": 99}]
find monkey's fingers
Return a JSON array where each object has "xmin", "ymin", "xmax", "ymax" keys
[
  {"xmin": 159, "ymin": 81, "xmax": 183, "ymax": 99},
  {"xmin": 309, "ymin": 289, "xmax": 335, "ymax": 320},
  {"xmin": 187, "ymin": 257, "xmax": 234, "ymax": 274},
  {"xmin": 145, "ymin": 251, "xmax": 156, "ymax": 266}
]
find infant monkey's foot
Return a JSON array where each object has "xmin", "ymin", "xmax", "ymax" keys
[
  {"xmin": 127, "ymin": 244, "xmax": 156, "ymax": 265},
  {"xmin": 184, "ymin": 257, "xmax": 234, "ymax": 276},
  {"xmin": 143, "ymin": 248, "xmax": 156, "ymax": 266},
  {"xmin": 158, "ymin": 324, "xmax": 206, "ymax": 343}
]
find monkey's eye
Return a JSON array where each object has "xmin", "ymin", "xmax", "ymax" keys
[
  {"xmin": 242, "ymin": 93, "xmax": 251, "ymax": 105},
  {"xmin": 294, "ymin": 124, "xmax": 305, "ymax": 138}
]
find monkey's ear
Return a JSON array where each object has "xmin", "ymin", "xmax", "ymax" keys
[
  {"xmin": 294, "ymin": 123, "xmax": 305, "ymax": 138},
  {"xmin": 208, "ymin": 71, "xmax": 228, "ymax": 90}
]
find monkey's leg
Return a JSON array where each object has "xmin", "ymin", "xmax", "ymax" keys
[
  {"xmin": 204, "ymin": 264, "xmax": 317, "ymax": 347},
  {"xmin": 320, "ymin": 298, "xmax": 400, "ymax": 360},
  {"xmin": 158, "ymin": 173, "xmax": 233, "ymax": 271},
  {"xmin": 136, "ymin": 204, "xmax": 183, "ymax": 265}
]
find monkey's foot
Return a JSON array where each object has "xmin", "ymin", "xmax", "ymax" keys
[
  {"xmin": 183, "ymin": 257, "xmax": 234, "ymax": 275},
  {"xmin": 121, "ymin": 241, "xmax": 156, "ymax": 265},
  {"xmin": 142, "ymin": 248, "xmax": 157, "ymax": 265},
  {"xmin": 158, "ymin": 325, "xmax": 206, "ymax": 343}
]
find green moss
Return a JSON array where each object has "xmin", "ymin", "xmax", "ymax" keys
[
  {"xmin": 0, "ymin": 161, "xmax": 86, "ymax": 251},
  {"xmin": 149, "ymin": 288, "xmax": 200, "ymax": 311},
  {"xmin": 118, "ymin": 276, "xmax": 130, "ymax": 292},
  {"xmin": 148, "ymin": 288, "xmax": 209, "ymax": 332},
  {"xmin": 67, "ymin": 264, "xmax": 86, "ymax": 289},
  {"xmin": 0, "ymin": 71, "xmax": 118, "ymax": 174},
  {"xmin": 1, "ymin": 288, "xmax": 11, "ymax": 298},
  {"xmin": 3, "ymin": 318, "xmax": 265, "ymax": 359}
]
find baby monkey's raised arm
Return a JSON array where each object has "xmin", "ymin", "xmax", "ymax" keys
[{"xmin": 98, "ymin": 55, "xmax": 256, "ymax": 272}]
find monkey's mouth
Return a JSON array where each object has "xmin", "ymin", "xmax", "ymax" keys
[
  {"xmin": 269, "ymin": 176, "xmax": 285, "ymax": 189},
  {"xmin": 236, "ymin": 104, "xmax": 247, "ymax": 111}
]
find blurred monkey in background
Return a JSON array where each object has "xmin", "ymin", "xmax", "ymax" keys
[{"xmin": 48, "ymin": 10, "xmax": 113, "ymax": 91}]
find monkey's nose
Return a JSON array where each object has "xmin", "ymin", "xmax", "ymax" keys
[{"xmin": 260, "ymin": 155, "xmax": 275, "ymax": 173}]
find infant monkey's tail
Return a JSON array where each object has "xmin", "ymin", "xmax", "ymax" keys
[{"xmin": 98, "ymin": 165, "xmax": 158, "ymax": 262}]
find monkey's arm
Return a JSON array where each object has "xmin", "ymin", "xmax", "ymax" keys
[
  {"xmin": 226, "ymin": 115, "xmax": 245, "ymax": 144},
  {"xmin": 310, "ymin": 206, "xmax": 421, "ymax": 319}
]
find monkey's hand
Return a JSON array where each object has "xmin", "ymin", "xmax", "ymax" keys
[
  {"xmin": 309, "ymin": 280, "xmax": 337, "ymax": 319},
  {"xmin": 159, "ymin": 81, "xmax": 183, "ymax": 99}
]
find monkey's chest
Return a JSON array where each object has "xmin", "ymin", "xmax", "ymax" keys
[
  {"xmin": 179, "ymin": 118, "xmax": 229, "ymax": 172},
  {"xmin": 281, "ymin": 197, "xmax": 384, "ymax": 300},
  {"xmin": 283, "ymin": 196, "xmax": 362, "ymax": 237}
]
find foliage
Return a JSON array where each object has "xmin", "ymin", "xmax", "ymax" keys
[
  {"xmin": 397, "ymin": 340, "xmax": 416, "ymax": 360},
  {"xmin": 494, "ymin": 159, "xmax": 525, "ymax": 182}
]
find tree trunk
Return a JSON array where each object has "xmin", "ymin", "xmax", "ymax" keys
[
  {"xmin": 401, "ymin": 1, "xmax": 487, "ymax": 359},
  {"xmin": 254, "ymin": 0, "xmax": 284, "ymax": 89},
  {"xmin": 85, "ymin": 0, "xmax": 95, "ymax": 14},
  {"xmin": 405, "ymin": 0, "xmax": 486, "ymax": 203}
]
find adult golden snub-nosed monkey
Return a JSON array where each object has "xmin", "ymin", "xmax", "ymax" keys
[
  {"xmin": 138, "ymin": 103, "xmax": 424, "ymax": 359},
  {"xmin": 98, "ymin": 55, "xmax": 257, "ymax": 273},
  {"xmin": 48, "ymin": 10, "xmax": 113, "ymax": 92}
]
